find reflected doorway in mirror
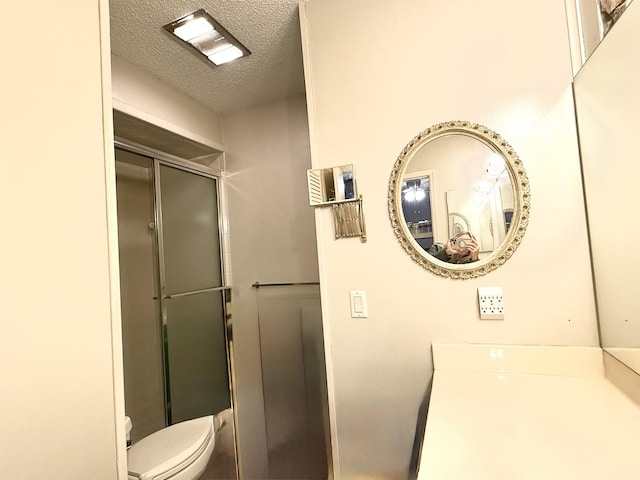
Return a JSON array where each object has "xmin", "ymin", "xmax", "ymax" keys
[{"xmin": 401, "ymin": 170, "xmax": 437, "ymax": 251}]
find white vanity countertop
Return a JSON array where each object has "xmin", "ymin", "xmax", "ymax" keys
[{"xmin": 418, "ymin": 345, "xmax": 640, "ymax": 479}]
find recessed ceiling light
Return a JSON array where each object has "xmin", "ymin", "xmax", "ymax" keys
[
  {"xmin": 173, "ymin": 17, "xmax": 214, "ymax": 42},
  {"xmin": 209, "ymin": 45, "xmax": 244, "ymax": 65},
  {"xmin": 164, "ymin": 9, "xmax": 250, "ymax": 66}
]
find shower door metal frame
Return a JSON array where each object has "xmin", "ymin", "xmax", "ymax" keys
[
  {"xmin": 153, "ymin": 157, "xmax": 231, "ymax": 425},
  {"xmin": 114, "ymin": 139, "xmax": 237, "ymax": 475}
]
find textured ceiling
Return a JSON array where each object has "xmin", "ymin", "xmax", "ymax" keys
[{"xmin": 109, "ymin": 0, "xmax": 305, "ymax": 115}]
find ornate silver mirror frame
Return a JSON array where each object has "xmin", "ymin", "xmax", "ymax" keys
[{"xmin": 388, "ymin": 120, "xmax": 531, "ymax": 279}]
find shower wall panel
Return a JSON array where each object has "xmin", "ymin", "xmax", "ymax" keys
[{"xmin": 115, "ymin": 152, "xmax": 166, "ymax": 442}]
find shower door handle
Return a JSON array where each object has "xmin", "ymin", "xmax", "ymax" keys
[{"xmin": 154, "ymin": 286, "xmax": 231, "ymax": 300}]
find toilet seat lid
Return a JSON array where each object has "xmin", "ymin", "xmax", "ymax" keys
[{"xmin": 127, "ymin": 416, "xmax": 214, "ymax": 480}]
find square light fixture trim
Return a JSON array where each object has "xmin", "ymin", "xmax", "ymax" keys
[{"xmin": 163, "ymin": 9, "xmax": 251, "ymax": 66}]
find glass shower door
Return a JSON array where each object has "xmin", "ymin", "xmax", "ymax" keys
[
  {"xmin": 115, "ymin": 148, "xmax": 166, "ymax": 442},
  {"xmin": 156, "ymin": 163, "xmax": 231, "ymax": 424}
]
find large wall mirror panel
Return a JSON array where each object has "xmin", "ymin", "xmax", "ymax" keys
[{"xmin": 574, "ymin": 1, "xmax": 640, "ymax": 373}]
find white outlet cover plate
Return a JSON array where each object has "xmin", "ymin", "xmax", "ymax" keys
[{"xmin": 478, "ymin": 287, "xmax": 504, "ymax": 320}]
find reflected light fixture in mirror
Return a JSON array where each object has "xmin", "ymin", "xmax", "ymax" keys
[
  {"xmin": 164, "ymin": 9, "xmax": 251, "ymax": 66},
  {"xmin": 388, "ymin": 121, "xmax": 531, "ymax": 279}
]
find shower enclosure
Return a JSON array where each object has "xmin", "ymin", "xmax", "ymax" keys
[{"xmin": 114, "ymin": 144, "xmax": 237, "ymax": 476}]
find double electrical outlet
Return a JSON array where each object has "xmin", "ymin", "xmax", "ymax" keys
[{"xmin": 478, "ymin": 287, "xmax": 504, "ymax": 320}]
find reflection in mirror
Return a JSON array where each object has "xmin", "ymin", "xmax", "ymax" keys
[
  {"xmin": 401, "ymin": 171, "xmax": 436, "ymax": 251},
  {"xmin": 307, "ymin": 164, "xmax": 356, "ymax": 205},
  {"xmin": 449, "ymin": 212, "xmax": 470, "ymax": 237},
  {"xmin": 599, "ymin": 0, "xmax": 633, "ymax": 36},
  {"xmin": 574, "ymin": 1, "xmax": 640, "ymax": 375},
  {"xmin": 389, "ymin": 121, "xmax": 530, "ymax": 279},
  {"xmin": 403, "ymin": 134, "xmax": 513, "ymax": 257}
]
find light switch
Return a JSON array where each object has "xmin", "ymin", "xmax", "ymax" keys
[
  {"xmin": 353, "ymin": 296, "xmax": 364, "ymax": 313},
  {"xmin": 349, "ymin": 290, "xmax": 368, "ymax": 318}
]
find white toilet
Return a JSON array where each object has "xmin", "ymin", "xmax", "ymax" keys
[{"xmin": 126, "ymin": 416, "xmax": 216, "ymax": 480}]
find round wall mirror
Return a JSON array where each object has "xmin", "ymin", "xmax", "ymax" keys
[{"xmin": 388, "ymin": 120, "xmax": 530, "ymax": 279}]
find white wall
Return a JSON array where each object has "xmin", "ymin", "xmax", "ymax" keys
[
  {"xmin": 111, "ymin": 55, "xmax": 224, "ymax": 150},
  {"xmin": 0, "ymin": 1, "xmax": 124, "ymax": 479},
  {"xmin": 223, "ymin": 96, "xmax": 320, "ymax": 478},
  {"xmin": 574, "ymin": 1, "xmax": 640, "ymax": 349},
  {"xmin": 301, "ymin": 1, "xmax": 598, "ymax": 478}
]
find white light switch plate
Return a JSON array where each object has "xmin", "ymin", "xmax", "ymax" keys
[
  {"xmin": 349, "ymin": 290, "xmax": 368, "ymax": 318},
  {"xmin": 478, "ymin": 287, "xmax": 504, "ymax": 320}
]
